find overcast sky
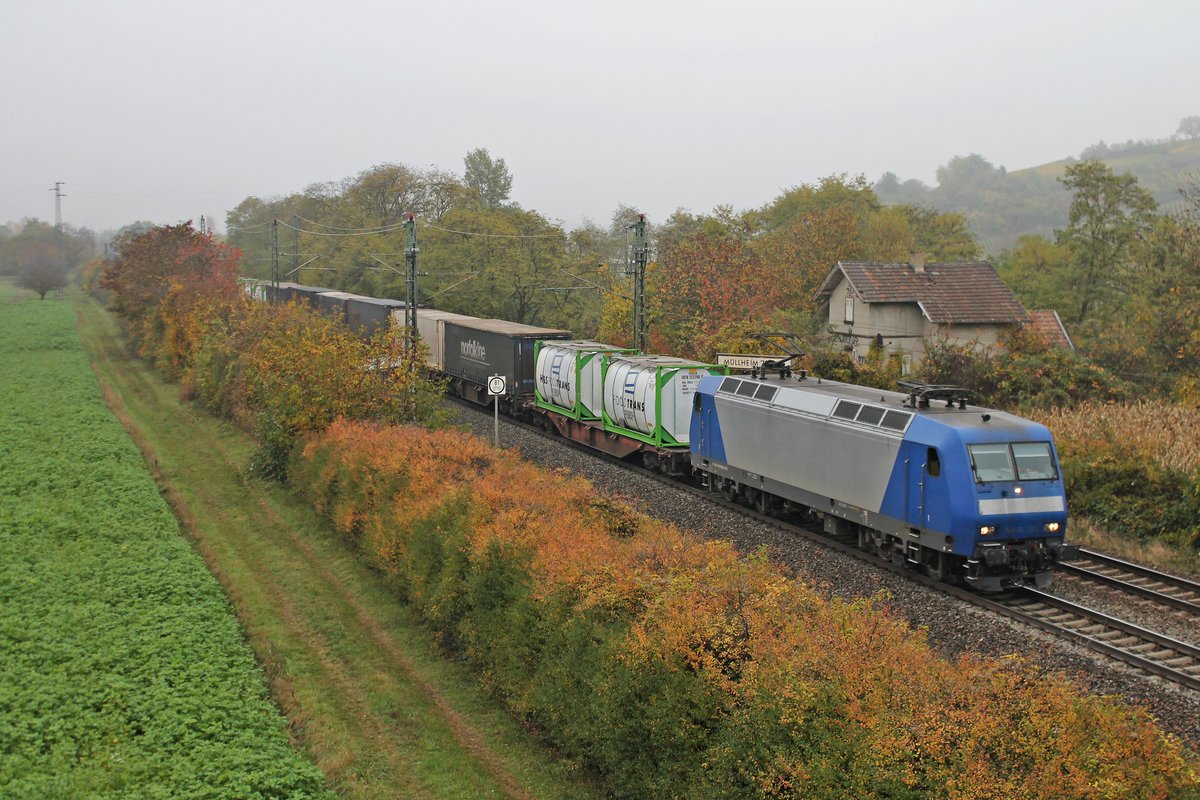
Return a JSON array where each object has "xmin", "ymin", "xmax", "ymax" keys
[{"xmin": 2, "ymin": 0, "xmax": 1197, "ymax": 234}]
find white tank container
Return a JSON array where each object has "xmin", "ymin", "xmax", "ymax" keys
[
  {"xmin": 536, "ymin": 341, "xmax": 631, "ymax": 419},
  {"xmin": 603, "ymin": 355, "xmax": 718, "ymax": 446}
]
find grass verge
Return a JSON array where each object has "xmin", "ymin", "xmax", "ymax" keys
[{"xmin": 72, "ymin": 290, "xmax": 603, "ymax": 800}]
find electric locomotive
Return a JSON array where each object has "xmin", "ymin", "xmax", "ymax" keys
[{"xmin": 690, "ymin": 373, "xmax": 1072, "ymax": 591}]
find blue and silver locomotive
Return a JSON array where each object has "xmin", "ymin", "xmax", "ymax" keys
[{"xmin": 690, "ymin": 374, "xmax": 1071, "ymax": 591}]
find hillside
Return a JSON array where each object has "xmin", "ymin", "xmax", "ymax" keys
[
  {"xmin": 875, "ymin": 138, "xmax": 1200, "ymax": 253},
  {"xmin": 1019, "ymin": 137, "xmax": 1200, "ymax": 215}
]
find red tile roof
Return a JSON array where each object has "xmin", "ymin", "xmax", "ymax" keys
[
  {"xmin": 1026, "ymin": 309, "xmax": 1074, "ymax": 350},
  {"xmin": 815, "ymin": 261, "xmax": 1030, "ymax": 325}
]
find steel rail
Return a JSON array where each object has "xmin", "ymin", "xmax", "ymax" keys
[
  {"xmin": 1058, "ymin": 550, "xmax": 1200, "ymax": 615},
  {"xmin": 982, "ymin": 588, "xmax": 1200, "ymax": 692}
]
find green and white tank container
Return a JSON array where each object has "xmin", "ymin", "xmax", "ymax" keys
[
  {"xmin": 535, "ymin": 340, "xmax": 638, "ymax": 420},
  {"xmin": 602, "ymin": 354, "xmax": 727, "ymax": 447}
]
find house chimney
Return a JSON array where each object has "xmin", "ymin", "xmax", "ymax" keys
[{"xmin": 911, "ymin": 252, "xmax": 926, "ymax": 273}]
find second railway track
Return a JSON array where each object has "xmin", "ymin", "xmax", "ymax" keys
[
  {"xmin": 984, "ymin": 588, "xmax": 1200, "ymax": 692},
  {"xmin": 1058, "ymin": 549, "xmax": 1200, "ymax": 616}
]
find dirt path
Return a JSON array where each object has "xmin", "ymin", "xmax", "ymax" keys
[{"xmin": 75, "ymin": 300, "xmax": 582, "ymax": 800}]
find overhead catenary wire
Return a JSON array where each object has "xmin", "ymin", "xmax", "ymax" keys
[
  {"xmin": 423, "ymin": 221, "xmax": 564, "ymax": 240},
  {"xmin": 274, "ymin": 218, "xmax": 407, "ymax": 238},
  {"xmin": 291, "ymin": 213, "xmax": 409, "ymax": 234},
  {"xmin": 229, "ymin": 220, "xmax": 275, "ymax": 233},
  {"xmin": 253, "ymin": 215, "xmax": 567, "ymax": 241}
]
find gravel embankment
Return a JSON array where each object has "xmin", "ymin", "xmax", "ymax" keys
[{"xmin": 450, "ymin": 404, "xmax": 1200, "ymax": 750}]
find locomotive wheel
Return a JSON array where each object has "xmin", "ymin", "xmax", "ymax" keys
[
  {"xmin": 754, "ymin": 489, "xmax": 772, "ymax": 515},
  {"xmin": 721, "ymin": 481, "xmax": 739, "ymax": 502}
]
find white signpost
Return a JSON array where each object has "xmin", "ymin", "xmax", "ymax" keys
[{"xmin": 487, "ymin": 375, "xmax": 506, "ymax": 447}]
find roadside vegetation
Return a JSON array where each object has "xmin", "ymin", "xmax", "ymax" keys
[{"xmin": 74, "ymin": 288, "xmax": 602, "ymax": 799}]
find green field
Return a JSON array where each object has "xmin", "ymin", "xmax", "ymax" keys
[
  {"xmin": 7, "ymin": 280, "xmax": 604, "ymax": 799},
  {"xmin": 0, "ymin": 284, "xmax": 332, "ymax": 797}
]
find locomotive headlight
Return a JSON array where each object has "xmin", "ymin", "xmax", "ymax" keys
[
  {"xmin": 1013, "ymin": 486, "xmax": 1023, "ymax": 495},
  {"xmin": 980, "ymin": 525, "xmax": 997, "ymax": 536},
  {"xmin": 1045, "ymin": 522, "xmax": 1061, "ymax": 533}
]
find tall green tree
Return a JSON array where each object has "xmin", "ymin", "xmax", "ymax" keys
[
  {"xmin": 1120, "ymin": 186, "xmax": 1200, "ymax": 397},
  {"xmin": 1055, "ymin": 160, "xmax": 1157, "ymax": 325},
  {"xmin": 463, "ymin": 147, "xmax": 513, "ymax": 209},
  {"xmin": 996, "ymin": 234, "xmax": 1073, "ymax": 312}
]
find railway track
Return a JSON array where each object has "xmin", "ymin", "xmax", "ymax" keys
[
  {"xmin": 1058, "ymin": 549, "xmax": 1200, "ymax": 616},
  {"xmin": 979, "ymin": 589, "xmax": 1200, "ymax": 692},
  {"xmin": 466, "ymin": 401, "xmax": 1200, "ymax": 693}
]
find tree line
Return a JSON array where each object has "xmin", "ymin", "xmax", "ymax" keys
[
  {"xmin": 226, "ymin": 152, "xmax": 977, "ymax": 362},
  {"xmin": 226, "ymin": 144, "xmax": 1200, "ymax": 408}
]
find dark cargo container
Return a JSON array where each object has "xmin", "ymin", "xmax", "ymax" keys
[
  {"xmin": 264, "ymin": 281, "xmax": 332, "ymax": 306},
  {"xmin": 314, "ymin": 291, "xmax": 355, "ymax": 325},
  {"xmin": 346, "ymin": 295, "xmax": 405, "ymax": 338},
  {"xmin": 290, "ymin": 284, "xmax": 336, "ymax": 308},
  {"xmin": 441, "ymin": 318, "xmax": 571, "ymax": 402}
]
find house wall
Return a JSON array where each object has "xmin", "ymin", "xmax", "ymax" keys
[{"xmin": 824, "ymin": 275, "xmax": 1014, "ymax": 371}]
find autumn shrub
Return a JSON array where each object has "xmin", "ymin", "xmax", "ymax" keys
[
  {"xmin": 100, "ymin": 223, "xmax": 450, "ymax": 478},
  {"xmin": 100, "ymin": 223, "xmax": 243, "ymax": 370},
  {"xmin": 291, "ymin": 420, "xmax": 1199, "ymax": 799},
  {"xmin": 916, "ymin": 332, "xmax": 1130, "ymax": 411}
]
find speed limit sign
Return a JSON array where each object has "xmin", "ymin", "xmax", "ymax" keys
[{"xmin": 487, "ymin": 375, "xmax": 506, "ymax": 447}]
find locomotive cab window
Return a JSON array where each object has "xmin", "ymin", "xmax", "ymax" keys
[
  {"xmin": 926, "ymin": 447, "xmax": 941, "ymax": 477},
  {"xmin": 1012, "ymin": 442, "xmax": 1057, "ymax": 480},
  {"xmin": 968, "ymin": 443, "xmax": 1057, "ymax": 483},
  {"xmin": 968, "ymin": 443, "xmax": 1015, "ymax": 483}
]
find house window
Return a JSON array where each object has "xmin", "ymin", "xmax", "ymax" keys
[{"xmin": 844, "ymin": 295, "xmax": 854, "ymax": 324}]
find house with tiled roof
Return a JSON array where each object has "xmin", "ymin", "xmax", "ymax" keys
[{"xmin": 812, "ymin": 255, "xmax": 1031, "ymax": 371}]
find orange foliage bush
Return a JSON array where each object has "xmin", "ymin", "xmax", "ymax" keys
[
  {"xmin": 101, "ymin": 222, "xmax": 448, "ymax": 476},
  {"xmin": 294, "ymin": 420, "xmax": 1198, "ymax": 799}
]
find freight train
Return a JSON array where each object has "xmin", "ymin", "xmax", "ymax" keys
[{"xmin": 259, "ymin": 282, "xmax": 1071, "ymax": 590}]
